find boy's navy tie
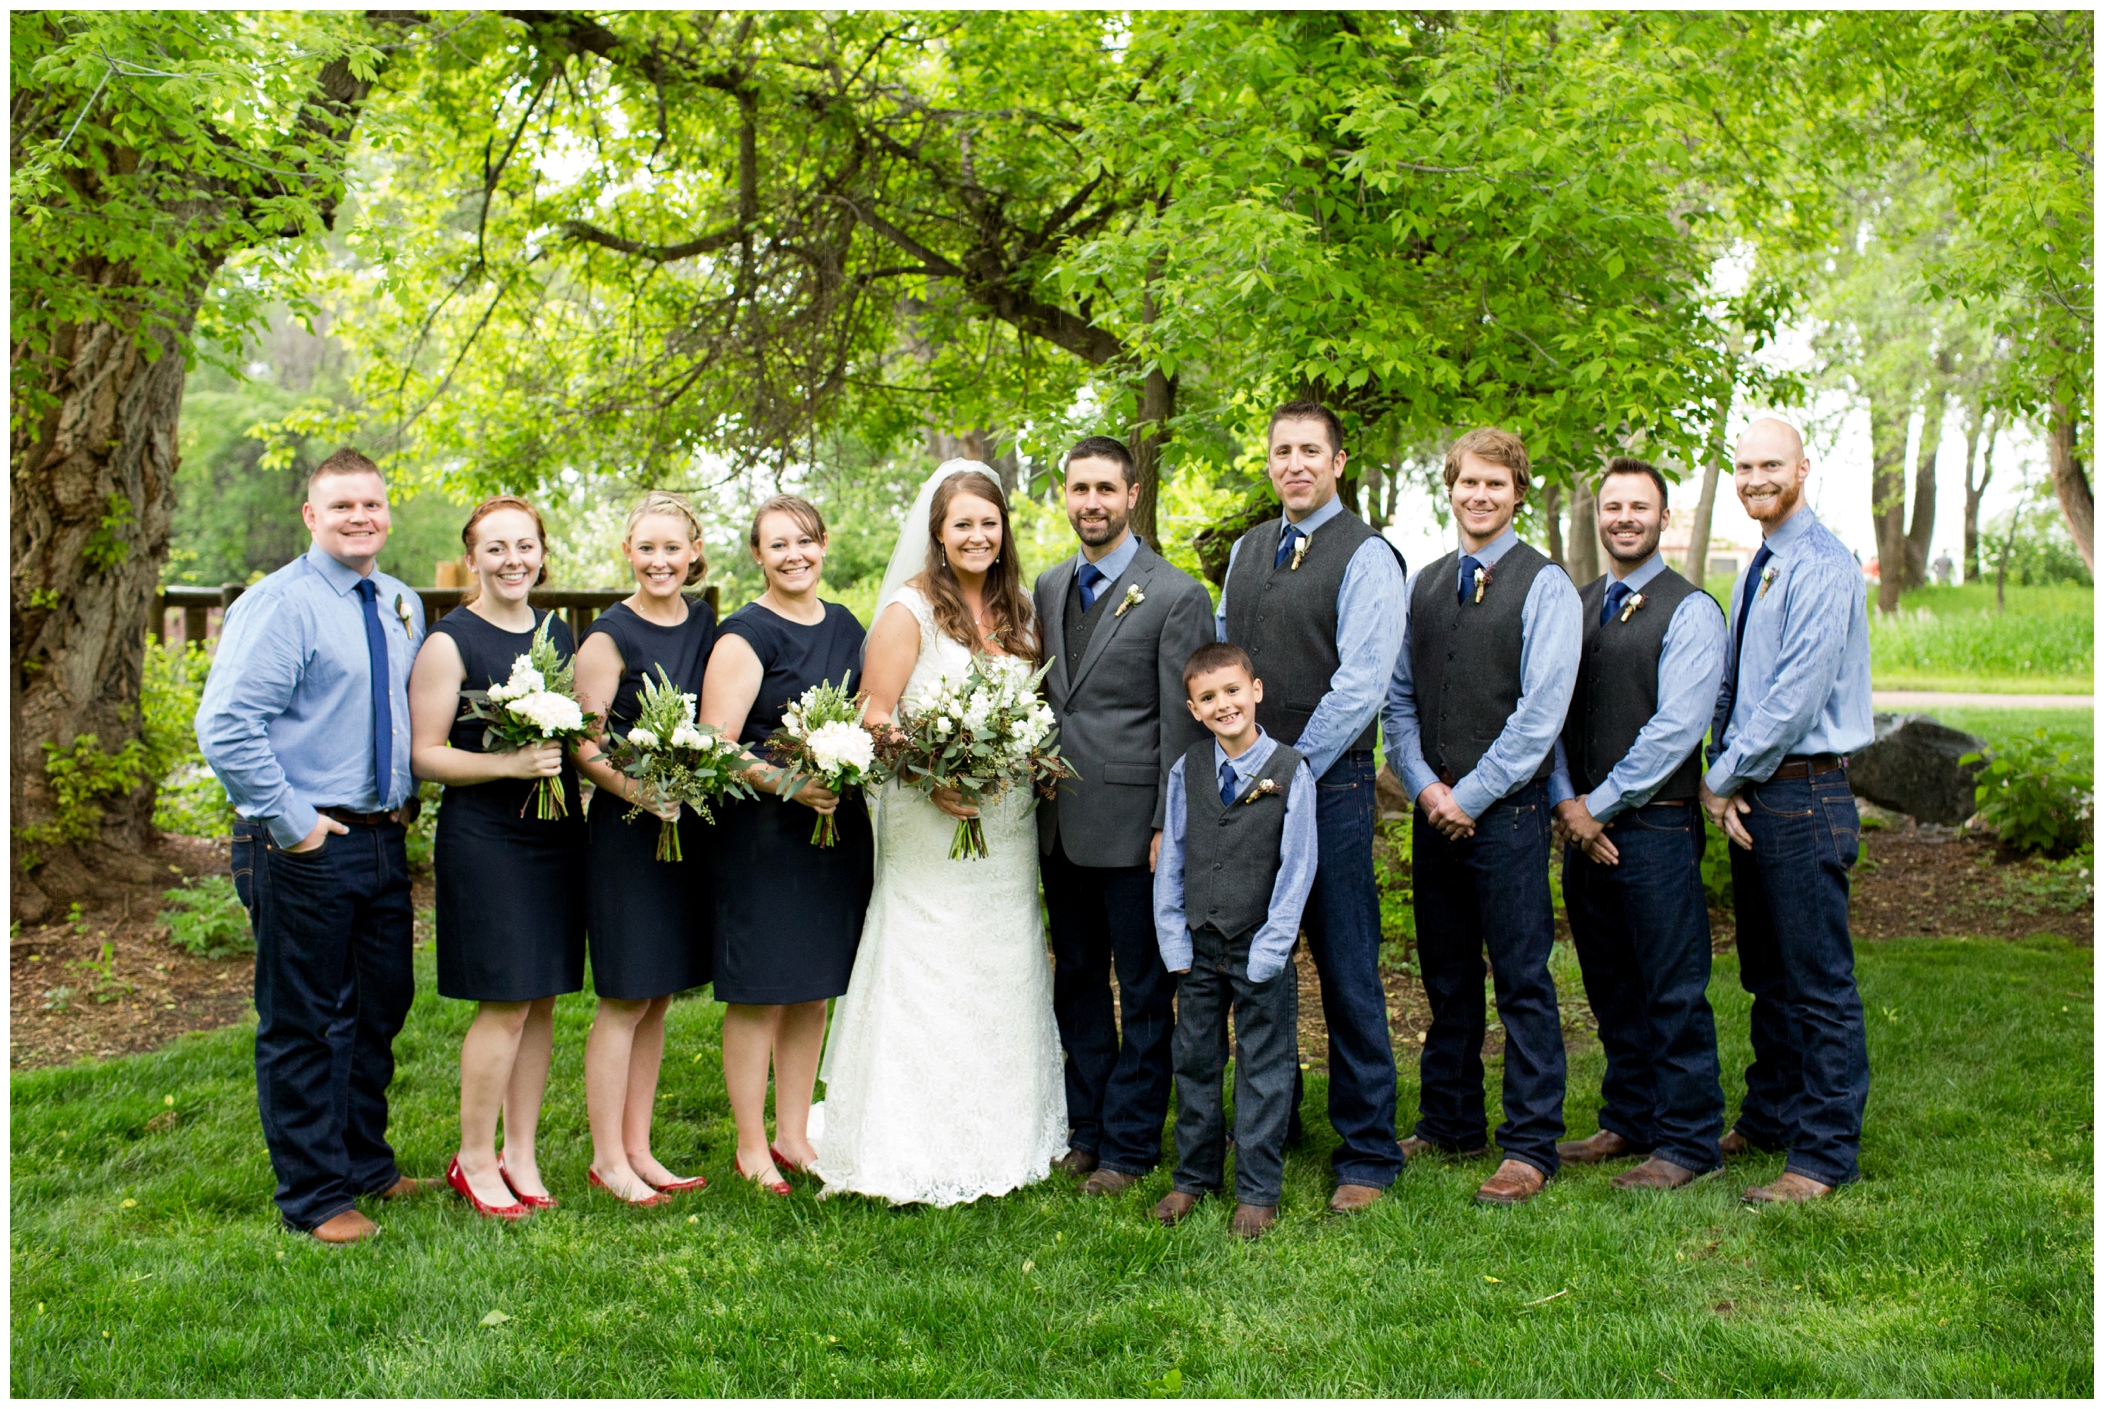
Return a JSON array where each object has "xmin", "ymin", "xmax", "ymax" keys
[
  {"xmin": 353, "ymin": 578, "xmax": 392, "ymax": 801},
  {"xmin": 1219, "ymin": 759, "xmax": 1240, "ymax": 808}
]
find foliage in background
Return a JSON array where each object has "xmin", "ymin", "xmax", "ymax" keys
[
  {"xmin": 1868, "ymin": 589, "xmax": 2094, "ymax": 692},
  {"xmin": 1963, "ymin": 730, "xmax": 2094, "ymax": 858},
  {"xmin": 156, "ymin": 876, "xmax": 254, "ymax": 960}
]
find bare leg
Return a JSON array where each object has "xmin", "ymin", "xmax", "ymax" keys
[
  {"xmin": 770, "ymin": 999, "xmax": 829, "ymax": 1170},
  {"xmin": 499, "ymin": 996, "xmax": 559, "ymax": 1198},
  {"xmin": 622, "ymin": 995, "xmax": 686, "ymax": 1186},
  {"xmin": 459, "ymin": 1001, "xmax": 531, "ymax": 1206},
  {"xmin": 723, "ymin": 1002, "xmax": 786, "ymax": 1182},
  {"xmin": 585, "ymin": 995, "xmax": 658, "ymax": 1200}
]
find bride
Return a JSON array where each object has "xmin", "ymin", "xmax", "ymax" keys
[{"xmin": 810, "ymin": 461, "xmax": 1068, "ymax": 1205}]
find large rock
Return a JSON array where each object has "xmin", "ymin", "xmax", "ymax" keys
[{"xmin": 1847, "ymin": 713, "xmax": 1989, "ymax": 826}]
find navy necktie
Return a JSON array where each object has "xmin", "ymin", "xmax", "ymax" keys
[
  {"xmin": 1457, "ymin": 554, "xmax": 1482, "ymax": 604},
  {"xmin": 1723, "ymin": 541, "xmax": 1775, "ymax": 726},
  {"xmin": 1602, "ymin": 579, "xmax": 1632, "ymax": 626},
  {"xmin": 1274, "ymin": 524, "xmax": 1303, "ymax": 569},
  {"xmin": 1076, "ymin": 562, "xmax": 1106, "ymax": 613},
  {"xmin": 1218, "ymin": 759, "xmax": 1240, "ymax": 808},
  {"xmin": 353, "ymin": 579, "xmax": 394, "ymax": 805}
]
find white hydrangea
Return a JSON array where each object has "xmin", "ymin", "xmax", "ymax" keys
[
  {"xmin": 807, "ymin": 720, "xmax": 874, "ymax": 775},
  {"xmin": 487, "ymin": 657, "xmax": 545, "ymax": 704},
  {"xmin": 670, "ymin": 723, "xmax": 708, "ymax": 751},
  {"xmin": 627, "ymin": 726, "xmax": 660, "ymax": 750},
  {"xmin": 506, "ymin": 690, "xmax": 584, "ymax": 736}
]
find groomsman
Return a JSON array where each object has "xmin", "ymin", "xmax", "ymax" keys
[
  {"xmin": 197, "ymin": 448, "xmax": 435, "ymax": 1242},
  {"xmin": 1548, "ymin": 457, "xmax": 1729, "ymax": 1190},
  {"xmin": 1383, "ymin": 426, "xmax": 1581, "ymax": 1206},
  {"xmin": 1035, "ymin": 436, "xmax": 1216, "ymax": 1195},
  {"xmin": 1702, "ymin": 417, "xmax": 1874, "ymax": 1204},
  {"xmin": 1215, "ymin": 401, "xmax": 1407, "ymax": 1212}
]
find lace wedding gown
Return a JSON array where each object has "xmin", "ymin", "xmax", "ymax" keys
[{"xmin": 812, "ymin": 585, "xmax": 1068, "ymax": 1205}]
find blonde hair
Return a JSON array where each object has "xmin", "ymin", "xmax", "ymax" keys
[
  {"xmin": 1443, "ymin": 427, "xmax": 1532, "ymax": 496},
  {"xmin": 748, "ymin": 494, "xmax": 827, "ymax": 549},
  {"xmin": 624, "ymin": 490, "xmax": 708, "ymax": 586},
  {"xmin": 458, "ymin": 495, "xmax": 550, "ymax": 606}
]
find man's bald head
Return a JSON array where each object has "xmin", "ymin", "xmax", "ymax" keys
[
  {"xmin": 1735, "ymin": 415, "xmax": 1806, "ymax": 463},
  {"xmin": 1732, "ymin": 415, "xmax": 1810, "ymax": 531}
]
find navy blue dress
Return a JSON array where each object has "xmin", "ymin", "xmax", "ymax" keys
[
  {"xmin": 430, "ymin": 607, "xmax": 587, "ymax": 1002},
  {"xmin": 580, "ymin": 598, "xmax": 718, "ymax": 1001},
  {"xmin": 708, "ymin": 601, "xmax": 873, "ymax": 1004}
]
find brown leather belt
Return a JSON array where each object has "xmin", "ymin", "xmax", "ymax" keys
[
  {"xmin": 1645, "ymin": 799, "xmax": 1689, "ymax": 807},
  {"xmin": 321, "ymin": 805, "xmax": 405, "ymax": 827},
  {"xmin": 1765, "ymin": 754, "xmax": 1846, "ymax": 782}
]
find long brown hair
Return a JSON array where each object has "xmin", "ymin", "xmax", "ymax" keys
[
  {"xmin": 913, "ymin": 470, "xmax": 1037, "ymax": 662},
  {"xmin": 458, "ymin": 495, "xmax": 550, "ymax": 606}
]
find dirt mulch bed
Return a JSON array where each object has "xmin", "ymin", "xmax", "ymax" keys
[{"xmin": 1850, "ymin": 824, "xmax": 2092, "ymax": 944}]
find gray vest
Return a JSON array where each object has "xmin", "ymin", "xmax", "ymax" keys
[
  {"xmin": 1180, "ymin": 737, "xmax": 1304, "ymax": 940},
  {"xmin": 1063, "ymin": 565, "xmax": 1112, "ymax": 679},
  {"xmin": 1563, "ymin": 567, "xmax": 1708, "ymax": 802},
  {"xmin": 1407, "ymin": 540, "xmax": 1558, "ymax": 783},
  {"xmin": 1221, "ymin": 510, "xmax": 1390, "ymax": 753}
]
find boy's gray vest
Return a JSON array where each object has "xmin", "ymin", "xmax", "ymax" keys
[
  {"xmin": 1179, "ymin": 737, "xmax": 1303, "ymax": 941},
  {"xmin": 1407, "ymin": 540, "xmax": 1559, "ymax": 783},
  {"xmin": 1562, "ymin": 567, "xmax": 1708, "ymax": 802},
  {"xmin": 1222, "ymin": 510, "xmax": 1393, "ymax": 754}
]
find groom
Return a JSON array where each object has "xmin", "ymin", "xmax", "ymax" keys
[{"xmin": 1035, "ymin": 435, "xmax": 1216, "ymax": 1196}]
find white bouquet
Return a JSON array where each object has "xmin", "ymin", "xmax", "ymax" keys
[
  {"xmin": 603, "ymin": 666, "xmax": 755, "ymax": 861},
  {"xmin": 462, "ymin": 614, "xmax": 594, "ymax": 819},
  {"xmin": 766, "ymin": 674, "xmax": 876, "ymax": 847}
]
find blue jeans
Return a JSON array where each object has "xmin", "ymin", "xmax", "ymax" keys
[
  {"xmin": 234, "ymin": 819, "xmax": 416, "ymax": 1231},
  {"xmin": 1172, "ymin": 928, "xmax": 1300, "ymax": 1207},
  {"xmin": 1562, "ymin": 802, "xmax": 1725, "ymax": 1173},
  {"xmin": 1044, "ymin": 841, "xmax": 1176, "ymax": 1174},
  {"xmin": 1288, "ymin": 750, "xmax": 1402, "ymax": 1188},
  {"xmin": 1728, "ymin": 768, "xmax": 1869, "ymax": 1187},
  {"xmin": 1412, "ymin": 779, "xmax": 1567, "ymax": 1176}
]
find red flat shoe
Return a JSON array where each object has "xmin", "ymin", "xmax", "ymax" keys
[
  {"xmin": 644, "ymin": 1171, "xmax": 709, "ymax": 1195},
  {"xmin": 771, "ymin": 1145, "xmax": 817, "ymax": 1179},
  {"xmin": 736, "ymin": 1152, "xmax": 791, "ymax": 1197},
  {"xmin": 447, "ymin": 1154, "xmax": 531, "ymax": 1221},
  {"xmin": 497, "ymin": 1153, "xmax": 560, "ymax": 1211},
  {"xmin": 588, "ymin": 1166, "xmax": 672, "ymax": 1207}
]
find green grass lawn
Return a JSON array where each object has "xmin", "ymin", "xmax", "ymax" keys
[
  {"xmin": 10, "ymin": 934, "xmax": 2092, "ymax": 1396},
  {"xmin": 1868, "ymin": 583, "xmax": 2093, "ymax": 694},
  {"xmin": 1930, "ymin": 706, "xmax": 2095, "ymax": 776}
]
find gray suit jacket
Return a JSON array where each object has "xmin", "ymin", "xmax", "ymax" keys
[{"xmin": 1033, "ymin": 538, "xmax": 1216, "ymax": 869}]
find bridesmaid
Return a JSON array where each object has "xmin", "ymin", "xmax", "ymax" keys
[
  {"xmin": 571, "ymin": 491, "xmax": 718, "ymax": 1205},
  {"xmin": 699, "ymin": 496, "xmax": 873, "ymax": 1194},
  {"xmin": 407, "ymin": 495, "xmax": 585, "ymax": 1220}
]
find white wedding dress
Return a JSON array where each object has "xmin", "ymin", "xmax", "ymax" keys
[{"xmin": 811, "ymin": 584, "xmax": 1068, "ymax": 1205}]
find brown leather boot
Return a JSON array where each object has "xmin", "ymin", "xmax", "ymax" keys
[
  {"xmin": 1718, "ymin": 1128, "xmax": 1755, "ymax": 1158},
  {"xmin": 1474, "ymin": 1159, "xmax": 1548, "ymax": 1206},
  {"xmin": 1611, "ymin": 1156, "xmax": 1706, "ymax": 1190},
  {"xmin": 1556, "ymin": 1129, "xmax": 1644, "ymax": 1165},
  {"xmin": 372, "ymin": 1176, "xmax": 440, "ymax": 1201},
  {"xmin": 1052, "ymin": 1147, "xmax": 1099, "ymax": 1176},
  {"xmin": 309, "ymin": 1208, "xmax": 380, "ymax": 1244},
  {"xmin": 1742, "ymin": 1170, "xmax": 1834, "ymax": 1204},
  {"xmin": 1229, "ymin": 1203, "xmax": 1277, "ymax": 1240},
  {"xmin": 1399, "ymin": 1135, "xmax": 1490, "ymax": 1162},
  {"xmin": 1153, "ymin": 1190, "xmax": 1203, "ymax": 1227},
  {"xmin": 1081, "ymin": 1168, "xmax": 1142, "ymax": 1198},
  {"xmin": 1328, "ymin": 1183, "xmax": 1383, "ymax": 1214}
]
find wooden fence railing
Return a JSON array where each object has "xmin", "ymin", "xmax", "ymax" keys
[{"xmin": 155, "ymin": 584, "xmax": 721, "ymax": 650}]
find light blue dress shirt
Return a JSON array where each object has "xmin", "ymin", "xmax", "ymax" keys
[
  {"xmin": 1213, "ymin": 495, "xmax": 1408, "ymax": 779},
  {"xmin": 196, "ymin": 543, "xmax": 424, "ymax": 847},
  {"xmin": 1075, "ymin": 529, "xmax": 1141, "ymax": 601},
  {"xmin": 1705, "ymin": 507, "xmax": 1874, "ymax": 796},
  {"xmin": 1153, "ymin": 728, "xmax": 1318, "ymax": 983},
  {"xmin": 1547, "ymin": 552, "xmax": 1730, "ymax": 821},
  {"xmin": 1382, "ymin": 525, "xmax": 1584, "ymax": 820}
]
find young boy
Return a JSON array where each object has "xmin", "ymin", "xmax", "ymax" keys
[{"xmin": 1151, "ymin": 642, "xmax": 1318, "ymax": 1239}]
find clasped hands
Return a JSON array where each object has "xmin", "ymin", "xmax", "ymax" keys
[
  {"xmin": 1416, "ymin": 781, "xmax": 1476, "ymax": 841},
  {"xmin": 1550, "ymin": 799, "xmax": 1619, "ymax": 866},
  {"xmin": 1699, "ymin": 779, "xmax": 1753, "ymax": 850}
]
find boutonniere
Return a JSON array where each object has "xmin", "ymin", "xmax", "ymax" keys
[
  {"xmin": 1472, "ymin": 563, "xmax": 1494, "ymax": 604},
  {"xmin": 1618, "ymin": 590, "xmax": 1647, "ymax": 623},
  {"xmin": 1756, "ymin": 562, "xmax": 1779, "ymax": 600},
  {"xmin": 1289, "ymin": 536, "xmax": 1311, "ymax": 571},
  {"xmin": 1239, "ymin": 777, "xmax": 1281, "ymax": 805},
  {"xmin": 1113, "ymin": 583, "xmax": 1145, "ymax": 618},
  {"xmin": 393, "ymin": 592, "xmax": 413, "ymax": 631}
]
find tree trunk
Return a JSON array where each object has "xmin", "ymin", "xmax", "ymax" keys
[
  {"xmin": 1869, "ymin": 395, "xmax": 1912, "ymax": 614},
  {"xmin": 2048, "ymin": 397, "xmax": 2093, "ymax": 570},
  {"xmin": 1684, "ymin": 400, "xmax": 1729, "ymax": 589},
  {"xmin": 1565, "ymin": 477, "xmax": 1600, "ymax": 583},
  {"xmin": 10, "ymin": 296, "xmax": 209, "ymax": 920},
  {"xmin": 1962, "ymin": 406, "xmax": 1994, "ymax": 582},
  {"xmin": 1903, "ymin": 380, "xmax": 1948, "ymax": 590},
  {"xmin": 1542, "ymin": 483, "xmax": 1565, "ymax": 565},
  {"xmin": 1129, "ymin": 366, "xmax": 1174, "ymax": 547}
]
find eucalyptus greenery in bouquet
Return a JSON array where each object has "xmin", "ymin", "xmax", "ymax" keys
[
  {"xmin": 876, "ymin": 654, "xmax": 1073, "ymax": 860},
  {"xmin": 766, "ymin": 674, "xmax": 877, "ymax": 847},
  {"xmin": 461, "ymin": 613, "xmax": 594, "ymax": 820},
  {"xmin": 603, "ymin": 665, "xmax": 754, "ymax": 861}
]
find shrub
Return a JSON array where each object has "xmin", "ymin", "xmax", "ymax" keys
[
  {"xmin": 157, "ymin": 875, "xmax": 254, "ymax": 958},
  {"xmin": 1962, "ymin": 729, "xmax": 2094, "ymax": 857},
  {"xmin": 155, "ymin": 761, "xmax": 238, "ymax": 838},
  {"xmin": 1700, "ymin": 822, "xmax": 1734, "ymax": 909}
]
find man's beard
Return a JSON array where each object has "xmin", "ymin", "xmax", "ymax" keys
[
  {"xmin": 1601, "ymin": 520, "xmax": 1662, "ymax": 565},
  {"xmin": 1744, "ymin": 477, "xmax": 1802, "ymax": 522},
  {"xmin": 1071, "ymin": 509, "xmax": 1127, "ymax": 546}
]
